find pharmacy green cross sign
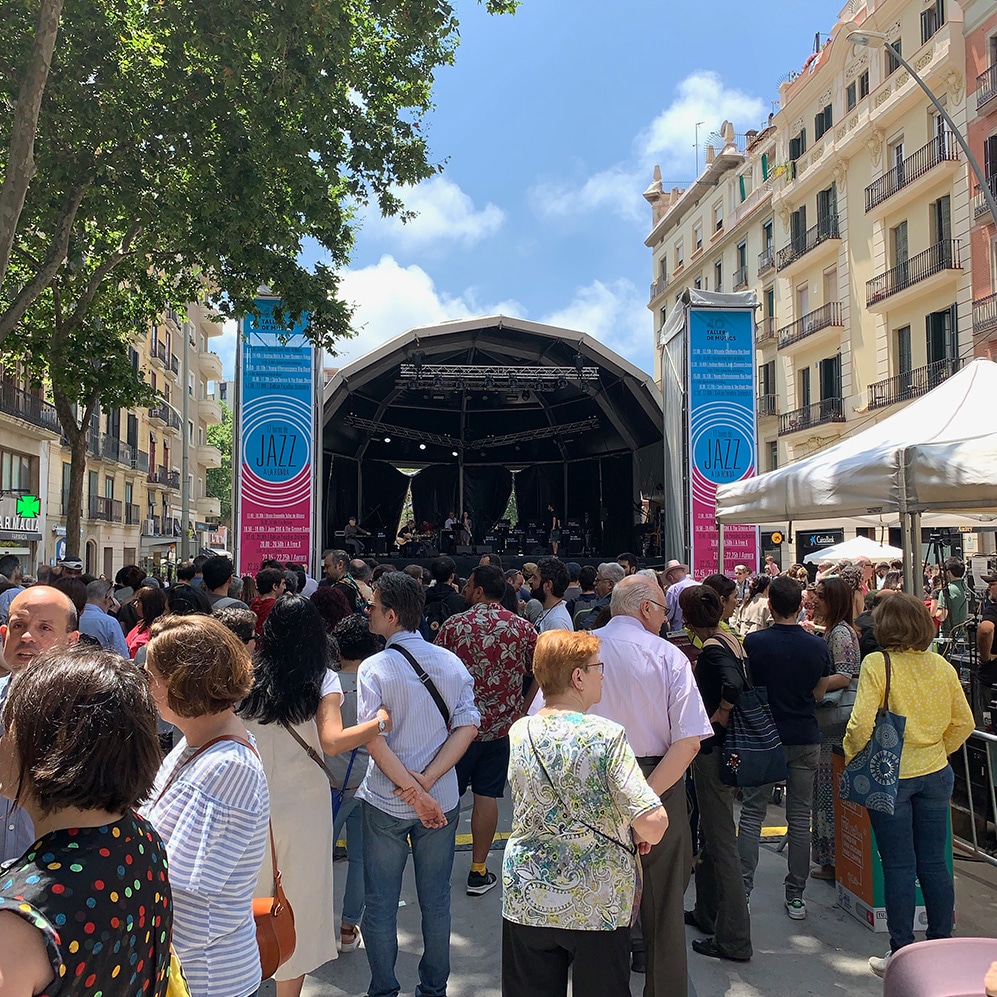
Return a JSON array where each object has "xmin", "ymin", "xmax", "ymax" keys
[{"xmin": 15, "ymin": 494, "xmax": 40, "ymax": 519}]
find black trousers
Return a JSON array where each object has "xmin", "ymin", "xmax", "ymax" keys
[{"xmin": 502, "ymin": 919, "xmax": 631, "ymax": 997}]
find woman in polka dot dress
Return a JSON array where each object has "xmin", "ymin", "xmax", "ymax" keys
[{"xmin": 0, "ymin": 647, "xmax": 172, "ymax": 996}]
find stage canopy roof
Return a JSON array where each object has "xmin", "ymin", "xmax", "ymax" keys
[
  {"xmin": 320, "ymin": 316, "xmax": 664, "ymax": 549},
  {"xmin": 322, "ymin": 316, "xmax": 663, "ymax": 467}
]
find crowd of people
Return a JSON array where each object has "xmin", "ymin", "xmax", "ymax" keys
[{"xmin": 0, "ymin": 542, "xmax": 985, "ymax": 996}]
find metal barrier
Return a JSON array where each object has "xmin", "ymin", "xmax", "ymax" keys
[{"xmin": 955, "ymin": 726, "xmax": 997, "ymax": 867}]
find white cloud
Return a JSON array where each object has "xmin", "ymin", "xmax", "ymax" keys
[
  {"xmin": 331, "ymin": 256, "xmax": 652, "ymax": 375},
  {"xmin": 541, "ymin": 279, "xmax": 651, "ymax": 369},
  {"xmin": 531, "ymin": 70, "xmax": 768, "ymax": 223},
  {"xmin": 330, "ymin": 255, "xmax": 524, "ymax": 367},
  {"xmin": 639, "ymin": 71, "xmax": 769, "ymax": 178},
  {"xmin": 362, "ymin": 176, "xmax": 505, "ymax": 250},
  {"xmin": 531, "ymin": 166, "xmax": 645, "ymax": 223}
]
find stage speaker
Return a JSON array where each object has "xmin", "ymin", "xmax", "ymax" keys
[
  {"xmin": 456, "ymin": 545, "xmax": 473, "ymax": 555},
  {"xmin": 476, "ymin": 544, "xmax": 493, "ymax": 555},
  {"xmin": 566, "ymin": 534, "xmax": 584, "ymax": 555},
  {"xmin": 423, "ymin": 545, "xmax": 440, "ymax": 557}
]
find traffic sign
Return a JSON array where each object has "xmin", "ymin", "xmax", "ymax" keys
[{"xmin": 16, "ymin": 494, "xmax": 40, "ymax": 518}]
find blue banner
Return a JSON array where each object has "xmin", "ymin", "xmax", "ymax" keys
[
  {"xmin": 687, "ymin": 306, "xmax": 759, "ymax": 576},
  {"xmin": 237, "ymin": 299, "xmax": 315, "ymax": 574}
]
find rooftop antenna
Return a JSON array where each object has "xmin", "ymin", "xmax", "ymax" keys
[{"xmin": 694, "ymin": 121, "xmax": 706, "ymax": 175}]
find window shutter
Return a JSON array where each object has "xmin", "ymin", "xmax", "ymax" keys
[
  {"xmin": 761, "ymin": 153, "xmax": 769, "ymax": 180},
  {"xmin": 739, "ymin": 175, "xmax": 746, "ymax": 201}
]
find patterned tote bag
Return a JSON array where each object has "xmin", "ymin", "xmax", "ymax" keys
[{"xmin": 838, "ymin": 651, "xmax": 906, "ymax": 815}]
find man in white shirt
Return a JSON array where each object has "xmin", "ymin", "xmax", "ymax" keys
[
  {"xmin": 593, "ymin": 576, "xmax": 713, "ymax": 995},
  {"xmin": 358, "ymin": 571, "xmax": 480, "ymax": 997},
  {"xmin": 528, "ymin": 557, "xmax": 573, "ymax": 632}
]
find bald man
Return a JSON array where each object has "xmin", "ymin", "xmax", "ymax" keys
[{"xmin": 0, "ymin": 585, "xmax": 79, "ymax": 861}]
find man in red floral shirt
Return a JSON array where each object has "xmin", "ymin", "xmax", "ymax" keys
[{"xmin": 436, "ymin": 563, "xmax": 537, "ymax": 896}]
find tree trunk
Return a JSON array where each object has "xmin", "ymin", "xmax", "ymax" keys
[
  {"xmin": 64, "ymin": 426, "xmax": 88, "ymax": 561},
  {"xmin": 0, "ymin": 0, "xmax": 66, "ymax": 299},
  {"xmin": 52, "ymin": 384, "xmax": 96, "ymax": 562}
]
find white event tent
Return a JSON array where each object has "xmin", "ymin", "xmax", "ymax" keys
[
  {"xmin": 801, "ymin": 535, "xmax": 905, "ymax": 565},
  {"xmin": 715, "ymin": 358, "xmax": 997, "ymax": 589}
]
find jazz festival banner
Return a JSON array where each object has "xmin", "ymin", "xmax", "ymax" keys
[
  {"xmin": 687, "ymin": 306, "xmax": 760, "ymax": 577},
  {"xmin": 236, "ymin": 299, "xmax": 315, "ymax": 575}
]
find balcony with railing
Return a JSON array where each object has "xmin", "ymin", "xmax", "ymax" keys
[
  {"xmin": 868, "ymin": 357, "xmax": 963, "ymax": 410},
  {"xmin": 757, "ymin": 246, "xmax": 775, "ymax": 275},
  {"xmin": 125, "ymin": 503, "xmax": 142, "ymax": 526},
  {"xmin": 150, "ymin": 340, "xmax": 167, "ymax": 367},
  {"xmin": 131, "ymin": 448, "xmax": 150, "ymax": 474},
  {"xmin": 777, "ymin": 301, "xmax": 842, "ymax": 350},
  {"xmin": 974, "ymin": 291, "xmax": 997, "ymax": 337},
  {"xmin": 87, "ymin": 495, "xmax": 122, "ymax": 523},
  {"xmin": 649, "ymin": 276, "xmax": 667, "ymax": 302},
  {"xmin": 148, "ymin": 400, "xmax": 181, "ymax": 431},
  {"xmin": 978, "ymin": 63, "xmax": 997, "ymax": 110},
  {"xmin": 732, "ymin": 264, "xmax": 749, "ymax": 291},
  {"xmin": 142, "ymin": 514, "xmax": 177, "ymax": 536},
  {"xmin": 866, "ymin": 240, "xmax": 961, "ymax": 306},
  {"xmin": 776, "ymin": 214, "xmax": 840, "ymax": 271},
  {"xmin": 170, "ymin": 354, "xmax": 180, "ymax": 375},
  {"xmin": 973, "ymin": 176, "xmax": 997, "ymax": 220},
  {"xmin": 778, "ymin": 397, "xmax": 845, "ymax": 436},
  {"xmin": 756, "ymin": 316, "xmax": 777, "ymax": 347},
  {"xmin": 0, "ymin": 378, "xmax": 61, "ymax": 433},
  {"xmin": 147, "ymin": 466, "xmax": 181, "ymax": 490},
  {"xmin": 864, "ymin": 134, "xmax": 959, "ymax": 212},
  {"xmin": 757, "ymin": 393, "xmax": 777, "ymax": 418}
]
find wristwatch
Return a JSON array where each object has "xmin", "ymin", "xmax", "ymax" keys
[{"xmin": 377, "ymin": 717, "xmax": 387, "ymax": 735}]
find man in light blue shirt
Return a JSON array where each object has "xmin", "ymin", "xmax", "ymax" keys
[
  {"xmin": 79, "ymin": 578, "xmax": 130, "ymax": 657},
  {"xmin": 357, "ymin": 570, "xmax": 479, "ymax": 997}
]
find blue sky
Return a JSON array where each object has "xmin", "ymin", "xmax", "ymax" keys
[{"xmin": 218, "ymin": 0, "xmax": 834, "ymax": 380}]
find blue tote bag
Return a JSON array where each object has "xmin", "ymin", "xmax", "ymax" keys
[{"xmin": 838, "ymin": 651, "xmax": 906, "ymax": 815}]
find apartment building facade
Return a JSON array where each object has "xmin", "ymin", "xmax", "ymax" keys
[
  {"xmin": 966, "ymin": 0, "xmax": 997, "ymax": 352},
  {"xmin": 648, "ymin": 0, "xmax": 974, "ymax": 488},
  {"xmin": 0, "ymin": 303, "xmax": 225, "ymax": 577}
]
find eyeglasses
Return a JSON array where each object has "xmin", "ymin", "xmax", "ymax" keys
[
  {"xmin": 644, "ymin": 598, "xmax": 668, "ymax": 613},
  {"xmin": 581, "ymin": 661, "xmax": 604, "ymax": 674}
]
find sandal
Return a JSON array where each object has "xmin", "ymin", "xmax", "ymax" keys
[{"xmin": 338, "ymin": 925, "xmax": 362, "ymax": 953}]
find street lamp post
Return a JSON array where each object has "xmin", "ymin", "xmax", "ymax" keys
[{"xmin": 848, "ymin": 30, "xmax": 997, "ymax": 228}]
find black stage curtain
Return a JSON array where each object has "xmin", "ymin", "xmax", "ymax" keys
[
  {"xmin": 600, "ymin": 452, "xmax": 635, "ymax": 552},
  {"xmin": 327, "ymin": 455, "xmax": 359, "ymax": 548},
  {"xmin": 463, "ymin": 465, "xmax": 513, "ymax": 535},
  {"xmin": 566, "ymin": 459, "xmax": 601, "ymax": 529},
  {"xmin": 411, "ymin": 464, "xmax": 459, "ymax": 532},
  {"xmin": 361, "ymin": 462, "xmax": 410, "ymax": 536},
  {"xmin": 514, "ymin": 464, "xmax": 563, "ymax": 526}
]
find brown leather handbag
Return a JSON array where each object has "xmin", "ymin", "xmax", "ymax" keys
[{"xmin": 254, "ymin": 822, "xmax": 296, "ymax": 979}]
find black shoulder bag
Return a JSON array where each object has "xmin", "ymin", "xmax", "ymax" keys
[{"xmin": 392, "ymin": 644, "xmax": 451, "ymax": 728}]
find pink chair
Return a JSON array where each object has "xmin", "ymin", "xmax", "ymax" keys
[{"xmin": 883, "ymin": 938, "xmax": 997, "ymax": 997}]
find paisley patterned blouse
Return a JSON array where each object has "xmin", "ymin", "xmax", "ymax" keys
[{"xmin": 501, "ymin": 712, "xmax": 661, "ymax": 931}]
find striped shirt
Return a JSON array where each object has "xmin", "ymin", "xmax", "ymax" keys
[
  {"xmin": 355, "ymin": 629, "xmax": 480, "ymax": 818},
  {"xmin": 146, "ymin": 736, "xmax": 270, "ymax": 997}
]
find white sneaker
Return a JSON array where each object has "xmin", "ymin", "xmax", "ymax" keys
[
  {"xmin": 785, "ymin": 897, "xmax": 806, "ymax": 920},
  {"xmin": 869, "ymin": 951, "xmax": 891, "ymax": 978}
]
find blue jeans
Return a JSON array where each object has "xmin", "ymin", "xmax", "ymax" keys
[
  {"xmin": 361, "ymin": 801, "xmax": 459, "ymax": 997},
  {"xmin": 868, "ymin": 765, "xmax": 955, "ymax": 953},
  {"xmin": 334, "ymin": 793, "xmax": 365, "ymax": 927}
]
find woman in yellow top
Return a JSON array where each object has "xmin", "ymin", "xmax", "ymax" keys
[{"xmin": 843, "ymin": 593, "xmax": 974, "ymax": 978}]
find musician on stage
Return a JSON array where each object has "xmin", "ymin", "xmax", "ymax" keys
[
  {"xmin": 343, "ymin": 515, "xmax": 371, "ymax": 555},
  {"xmin": 396, "ymin": 519, "xmax": 423, "ymax": 556},
  {"xmin": 459, "ymin": 511, "xmax": 473, "ymax": 546}
]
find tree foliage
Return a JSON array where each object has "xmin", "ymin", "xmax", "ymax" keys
[
  {"xmin": 0, "ymin": 0, "xmax": 517, "ymax": 557},
  {"xmin": 207, "ymin": 401, "xmax": 233, "ymax": 529},
  {"xmin": 0, "ymin": 0, "xmax": 519, "ymax": 349}
]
